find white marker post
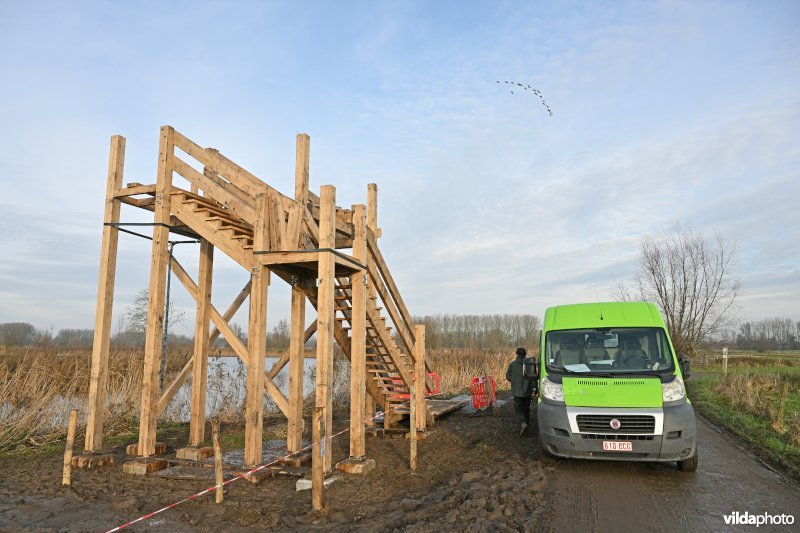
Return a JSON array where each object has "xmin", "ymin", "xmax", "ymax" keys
[{"xmin": 722, "ymin": 347, "xmax": 728, "ymax": 376}]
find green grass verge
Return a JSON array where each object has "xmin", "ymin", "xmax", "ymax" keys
[{"xmin": 687, "ymin": 378, "xmax": 800, "ymax": 480}]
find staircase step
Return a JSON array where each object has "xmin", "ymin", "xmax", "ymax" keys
[{"xmin": 205, "ymin": 216, "xmax": 252, "ymax": 232}]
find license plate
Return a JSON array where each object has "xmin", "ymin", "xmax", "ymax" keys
[{"xmin": 602, "ymin": 441, "xmax": 633, "ymax": 451}]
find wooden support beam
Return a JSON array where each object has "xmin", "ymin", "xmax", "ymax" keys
[
  {"xmin": 244, "ymin": 193, "xmax": 270, "ymax": 467},
  {"xmin": 316, "ymin": 185, "xmax": 336, "ymax": 473},
  {"xmin": 348, "ymin": 204, "xmax": 368, "ymax": 459},
  {"xmin": 113, "ymin": 183, "xmax": 156, "ymax": 197},
  {"xmin": 157, "ymin": 280, "xmax": 251, "ymax": 414},
  {"xmin": 303, "ymin": 207, "xmax": 320, "ymax": 246},
  {"xmin": 414, "ymin": 325, "xmax": 426, "ymax": 433},
  {"xmin": 84, "ymin": 134, "xmax": 125, "ymax": 452},
  {"xmin": 166, "ymin": 257, "xmax": 290, "ymax": 419},
  {"xmin": 137, "ymin": 126, "xmax": 174, "ymax": 458},
  {"xmin": 287, "ymin": 278, "xmax": 306, "ymax": 453},
  {"xmin": 189, "ymin": 240, "xmax": 214, "ymax": 445}
]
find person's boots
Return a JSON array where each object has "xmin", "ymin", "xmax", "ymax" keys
[{"xmin": 519, "ymin": 421, "xmax": 528, "ymax": 437}]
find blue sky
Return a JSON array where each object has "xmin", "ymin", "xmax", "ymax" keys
[{"xmin": 0, "ymin": 0, "xmax": 798, "ymax": 334}]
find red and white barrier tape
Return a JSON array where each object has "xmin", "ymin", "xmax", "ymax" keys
[{"xmin": 106, "ymin": 400, "xmax": 417, "ymax": 532}]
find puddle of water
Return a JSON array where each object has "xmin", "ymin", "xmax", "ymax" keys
[
  {"xmin": 220, "ymin": 439, "xmax": 312, "ymax": 468},
  {"xmin": 449, "ymin": 393, "xmax": 508, "ymax": 414}
]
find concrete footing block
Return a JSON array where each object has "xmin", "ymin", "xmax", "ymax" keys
[
  {"xmin": 295, "ymin": 475, "xmax": 339, "ymax": 492},
  {"xmin": 71, "ymin": 453, "xmax": 116, "ymax": 470},
  {"xmin": 125, "ymin": 442, "xmax": 167, "ymax": 456},
  {"xmin": 176, "ymin": 446, "xmax": 214, "ymax": 461},
  {"xmin": 122, "ymin": 458, "xmax": 169, "ymax": 475},
  {"xmin": 335, "ymin": 457, "xmax": 376, "ymax": 475}
]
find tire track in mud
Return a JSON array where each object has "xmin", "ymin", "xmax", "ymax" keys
[{"xmin": 543, "ymin": 415, "xmax": 799, "ymax": 532}]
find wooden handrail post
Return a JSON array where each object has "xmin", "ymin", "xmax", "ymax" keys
[
  {"xmin": 137, "ymin": 126, "xmax": 175, "ymax": 457},
  {"xmin": 84, "ymin": 134, "xmax": 125, "ymax": 452},
  {"xmin": 367, "ymin": 183, "xmax": 380, "ymax": 238},
  {"xmin": 295, "ymin": 134, "xmax": 310, "ymax": 206},
  {"xmin": 410, "ymin": 374, "xmax": 417, "ymax": 471},
  {"xmin": 414, "ymin": 324, "xmax": 426, "ymax": 433}
]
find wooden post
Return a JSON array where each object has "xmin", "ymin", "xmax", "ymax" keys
[
  {"xmin": 311, "ymin": 406, "xmax": 325, "ymax": 510},
  {"xmin": 287, "ymin": 280, "xmax": 306, "ymax": 452},
  {"xmin": 189, "ymin": 240, "xmax": 214, "ymax": 446},
  {"xmin": 367, "ymin": 183, "xmax": 380, "ymax": 238},
  {"xmin": 84, "ymin": 135, "xmax": 125, "ymax": 452},
  {"xmin": 244, "ymin": 193, "xmax": 270, "ymax": 467},
  {"xmin": 348, "ymin": 204, "xmax": 368, "ymax": 459},
  {"xmin": 316, "ymin": 185, "xmax": 336, "ymax": 473},
  {"xmin": 383, "ymin": 398, "xmax": 392, "ymax": 430},
  {"xmin": 410, "ymin": 374, "xmax": 417, "ymax": 471},
  {"xmin": 295, "ymin": 134, "xmax": 310, "ymax": 206},
  {"xmin": 137, "ymin": 126, "xmax": 175, "ymax": 457},
  {"xmin": 212, "ymin": 418, "xmax": 223, "ymax": 504},
  {"xmin": 288, "ymin": 134, "xmax": 310, "ymax": 453},
  {"xmin": 414, "ymin": 324, "xmax": 426, "ymax": 433},
  {"xmin": 773, "ymin": 382, "xmax": 789, "ymax": 433},
  {"xmin": 62, "ymin": 409, "xmax": 78, "ymax": 486},
  {"xmin": 365, "ymin": 395, "xmax": 375, "ymax": 428}
]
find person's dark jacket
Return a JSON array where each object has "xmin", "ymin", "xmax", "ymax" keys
[{"xmin": 506, "ymin": 356, "xmax": 534, "ymax": 397}]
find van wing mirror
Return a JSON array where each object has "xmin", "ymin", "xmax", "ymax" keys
[{"xmin": 678, "ymin": 354, "xmax": 691, "ymax": 379}]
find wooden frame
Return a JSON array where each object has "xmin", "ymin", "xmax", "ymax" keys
[
  {"xmin": 82, "ymin": 126, "xmax": 431, "ymax": 481},
  {"xmin": 84, "ymin": 135, "xmax": 125, "ymax": 452}
]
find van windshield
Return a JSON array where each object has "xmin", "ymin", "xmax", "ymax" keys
[{"xmin": 544, "ymin": 327, "xmax": 675, "ymax": 375}]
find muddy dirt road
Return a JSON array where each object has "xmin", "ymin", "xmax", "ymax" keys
[
  {"xmin": 545, "ymin": 415, "xmax": 798, "ymax": 532},
  {"xmin": 0, "ymin": 395, "xmax": 797, "ymax": 532}
]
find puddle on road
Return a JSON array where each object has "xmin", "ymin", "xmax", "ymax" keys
[{"xmin": 449, "ymin": 394, "xmax": 508, "ymax": 414}]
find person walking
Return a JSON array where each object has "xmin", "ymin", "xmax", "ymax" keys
[{"xmin": 506, "ymin": 347, "xmax": 535, "ymax": 437}]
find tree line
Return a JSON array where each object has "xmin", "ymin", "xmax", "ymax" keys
[{"xmin": 413, "ymin": 314, "xmax": 542, "ymax": 350}]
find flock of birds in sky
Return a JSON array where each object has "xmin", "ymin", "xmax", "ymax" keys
[{"xmin": 497, "ymin": 80, "xmax": 553, "ymax": 117}]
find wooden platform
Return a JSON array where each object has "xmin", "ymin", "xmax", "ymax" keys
[{"xmin": 394, "ymin": 398, "xmax": 469, "ymax": 419}]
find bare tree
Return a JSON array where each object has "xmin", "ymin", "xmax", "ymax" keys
[
  {"xmin": 628, "ymin": 225, "xmax": 739, "ymax": 357},
  {"xmin": 124, "ymin": 288, "xmax": 185, "ymax": 335}
]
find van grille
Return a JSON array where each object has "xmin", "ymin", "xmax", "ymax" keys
[
  {"xmin": 576, "ymin": 415, "xmax": 655, "ymax": 434},
  {"xmin": 581, "ymin": 433, "xmax": 654, "ymax": 441}
]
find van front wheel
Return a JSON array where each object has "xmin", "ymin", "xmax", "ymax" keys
[
  {"xmin": 537, "ymin": 433, "xmax": 556, "ymax": 464},
  {"xmin": 677, "ymin": 450, "xmax": 698, "ymax": 472}
]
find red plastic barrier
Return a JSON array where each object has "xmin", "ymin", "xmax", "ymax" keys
[
  {"xmin": 470, "ymin": 376, "xmax": 496, "ymax": 410},
  {"xmin": 388, "ymin": 372, "xmax": 441, "ymax": 400}
]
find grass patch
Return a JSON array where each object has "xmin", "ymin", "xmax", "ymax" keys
[{"xmin": 688, "ymin": 374, "xmax": 800, "ymax": 480}]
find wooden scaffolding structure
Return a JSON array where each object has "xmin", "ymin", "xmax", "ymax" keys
[{"xmin": 80, "ymin": 126, "xmax": 434, "ymax": 476}]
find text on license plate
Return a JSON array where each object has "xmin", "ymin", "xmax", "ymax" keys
[{"xmin": 602, "ymin": 441, "xmax": 633, "ymax": 451}]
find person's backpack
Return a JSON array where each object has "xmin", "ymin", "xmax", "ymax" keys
[
  {"xmin": 522, "ymin": 356, "xmax": 538, "ymax": 379},
  {"xmin": 523, "ymin": 356, "xmax": 539, "ymax": 396}
]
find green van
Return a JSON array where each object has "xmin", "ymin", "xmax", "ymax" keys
[{"xmin": 537, "ymin": 302, "xmax": 698, "ymax": 471}]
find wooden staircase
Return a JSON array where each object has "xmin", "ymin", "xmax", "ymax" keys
[{"xmin": 169, "ymin": 188, "xmax": 426, "ymax": 419}]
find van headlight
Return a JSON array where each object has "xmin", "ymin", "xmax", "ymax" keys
[
  {"xmin": 541, "ymin": 377, "xmax": 564, "ymax": 402},
  {"xmin": 662, "ymin": 376, "xmax": 685, "ymax": 402}
]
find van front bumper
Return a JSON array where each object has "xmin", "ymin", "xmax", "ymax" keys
[{"xmin": 537, "ymin": 401, "xmax": 696, "ymax": 462}]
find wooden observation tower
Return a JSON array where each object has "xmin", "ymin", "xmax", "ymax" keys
[{"xmin": 79, "ymin": 126, "xmax": 434, "ymax": 478}]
